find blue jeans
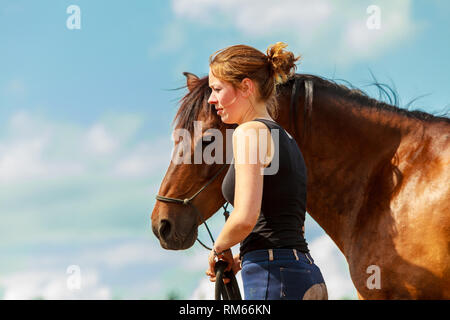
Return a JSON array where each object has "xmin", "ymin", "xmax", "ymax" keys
[{"xmin": 241, "ymin": 249, "xmax": 327, "ymax": 300}]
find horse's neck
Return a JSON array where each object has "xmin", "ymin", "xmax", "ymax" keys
[{"xmin": 294, "ymin": 92, "xmax": 422, "ymax": 254}]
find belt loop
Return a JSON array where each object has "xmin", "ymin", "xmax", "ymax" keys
[
  {"xmin": 305, "ymin": 252, "xmax": 313, "ymax": 264},
  {"xmin": 268, "ymin": 249, "xmax": 274, "ymax": 261},
  {"xmin": 293, "ymin": 249, "xmax": 299, "ymax": 261}
]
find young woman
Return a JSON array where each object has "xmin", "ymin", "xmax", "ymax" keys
[{"xmin": 205, "ymin": 42, "xmax": 328, "ymax": 300}]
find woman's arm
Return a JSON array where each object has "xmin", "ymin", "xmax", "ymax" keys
[
  {"xmin": 206, "ymin": 120, "xmax": 273, "ymax": 281},
  {"xmin": 213, "ymin": 120, "xmax": 272, "ymax": 253}
]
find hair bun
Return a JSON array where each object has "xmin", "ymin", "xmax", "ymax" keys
[{"xmin": 266, "ymin": 42, "xmax": 301, "ymax": 85}]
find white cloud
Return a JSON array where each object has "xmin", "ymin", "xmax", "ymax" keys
[
  {"xmin": 114, "ymin": 138, "xmax": 172, "ymax": 177},
  {"xmin": 309, "ymin": 235, "xmax": 356, "ymax": 299},
  {"xmin": 0, "ymin": 112, "xmax": 84, "ymax": 182},
  {"xmin": 173, "ymin": 0, "xmax": 332, "ymax": 34},
  {"xmin": 0, "ymin": 110, "xmax": 178, "ymax": 259},
  {"xmin": 0, "ymin": 111, "xmax": 170, "ymax": 182},
  {"xmin": 79, "ymin": 240, "xmax": 165, "ymax": 269},
  {"xmin": 85, "ymin": 124, "xmax": 118, "ymax": 155},
  {"xmin": 0, "ymin": 136, "xmax": 47, "ymax": 180},
  {"xmin": 0, "ymin": 269, "xmax": 111, "ymax": 300},
  {"xmin": 172, "ymin": 0, "xmax": 216, "ymax": 21},
  {"xmin": 337, "ymin": 2, "xmax": 417, "ymax": 63},
  {"xmin": 0, "ymin": 235, "xmax": 179, "ymax": 299},
  {"xmin": 171, "ymin": 0, "xmax": 417, "ymax": 65}
]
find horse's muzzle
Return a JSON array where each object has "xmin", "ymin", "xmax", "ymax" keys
[{"xmin": 152, "ymin": 217, "xmax": 197, "ymax": 250}]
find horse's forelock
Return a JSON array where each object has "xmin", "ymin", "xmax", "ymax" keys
[{"xmin": 173, "ymin": 76, "xmax": 223, "ymax": 133}]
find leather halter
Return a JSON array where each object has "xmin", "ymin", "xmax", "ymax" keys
[{"xmin": 155, "ymin": 163, "xmax": 230, "ymax": 250}]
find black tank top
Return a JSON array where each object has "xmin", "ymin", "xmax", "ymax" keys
[{"xmin": 221, "ymin": 118, "xmax": 309, "ymax": 257}]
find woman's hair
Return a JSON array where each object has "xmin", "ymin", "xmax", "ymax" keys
[{"xmin": 209, "ymin": 42, "xmax": 301, "ymax": 118}]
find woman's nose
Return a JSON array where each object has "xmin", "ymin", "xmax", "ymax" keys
[{"xmin": 208, "ymin": 93, "xmax": 217, "ymax": 105}]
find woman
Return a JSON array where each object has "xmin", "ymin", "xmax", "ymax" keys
[{"xmin": 205, "ymin": 42, "xmax": 328, "ymax": 300}]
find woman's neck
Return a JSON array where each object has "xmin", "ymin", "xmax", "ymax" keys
[{"xmin": 237, "ymin": 101, "xmax": 272, "ymax": 125}]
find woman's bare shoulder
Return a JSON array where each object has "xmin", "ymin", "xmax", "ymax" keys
[
  {"xmin": 233, "ymin": 120, "xmax": 269, "ymax": 137},
  {"xmin": 232, "ymin": 120, "xmax": 274, "ymax": 167}
]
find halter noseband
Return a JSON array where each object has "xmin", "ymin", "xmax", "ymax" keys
[{"xmin": 155, "ymin": 163, "xmax": 230, "ymax": 250}]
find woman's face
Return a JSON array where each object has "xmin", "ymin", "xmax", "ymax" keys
[{"xmin": 208, "ymin": 69, "xmax": 246, "ymax": 124}]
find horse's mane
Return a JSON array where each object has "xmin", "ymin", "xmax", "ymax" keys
[
  {"xmin": 173, "ymin": 73, "xmax": 450, "ymax": 132},
  {"xmin": 280, "ymin": 74, "xmax": 450, "ymax": 123}
]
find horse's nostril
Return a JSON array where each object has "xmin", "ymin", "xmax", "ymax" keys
[{"xmin": 159, "ymin": 219, "xmax": 172, "ymax": 239}]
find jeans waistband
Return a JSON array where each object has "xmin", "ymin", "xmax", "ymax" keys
[{"xmin": 242, "ymin": 248, "xmax": 314, "ymax": 264}]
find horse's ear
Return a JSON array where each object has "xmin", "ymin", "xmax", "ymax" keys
[{"xmin": 183, "ymin": 72, "xmax": 199, "ymax": 92}]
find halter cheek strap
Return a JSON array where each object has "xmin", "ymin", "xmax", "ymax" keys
[{"xmin": 155, "ymin": 163, "xmax": 230, "ymax": 250}]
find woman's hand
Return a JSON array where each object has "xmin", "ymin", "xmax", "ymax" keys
[
  {"xmin": 231, "ymin": 253, "xmax": 242, "ymax": 275},
  {"xmin": 206, "ymin": 248, "xmax": 234, "ymax": 283}
]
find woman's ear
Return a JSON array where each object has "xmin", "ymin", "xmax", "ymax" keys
[{"xmin": 240, "ymin": 78, "xmax": 254, "ymax": 98}]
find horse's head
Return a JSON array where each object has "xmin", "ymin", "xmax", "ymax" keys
[{"xmin": 151, "ymin": 72, "xmax": 235, "ymax": 250}]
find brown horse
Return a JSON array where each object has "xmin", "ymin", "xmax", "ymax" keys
[{"xmin": 151, "ymin": 72, "xmax": 450, "ymax": 299}]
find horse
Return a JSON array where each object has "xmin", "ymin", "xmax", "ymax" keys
[{"xmin": 151, "ymin": 71, "xmax": 450, "ymax": 299}]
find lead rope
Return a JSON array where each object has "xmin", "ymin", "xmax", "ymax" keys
[
  {"xmin": 196, "ymin": 202, "xmax": 241, "ymax": 300},
  {"xmin": 210, "ymin": 202, "xmax": 241, "ymax": 300},
  {"xmin": 195, "ymin": 202, "xmax": 229, "ymax": 251}
]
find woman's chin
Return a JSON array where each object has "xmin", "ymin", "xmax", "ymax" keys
[{"xmin": 220, "ymin": 114, "xmax": 234, "ymax": 124}]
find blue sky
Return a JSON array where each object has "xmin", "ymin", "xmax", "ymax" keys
[{"xmin": 0, "ymin": 0, "xmax": 449, "ymax": 299}]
